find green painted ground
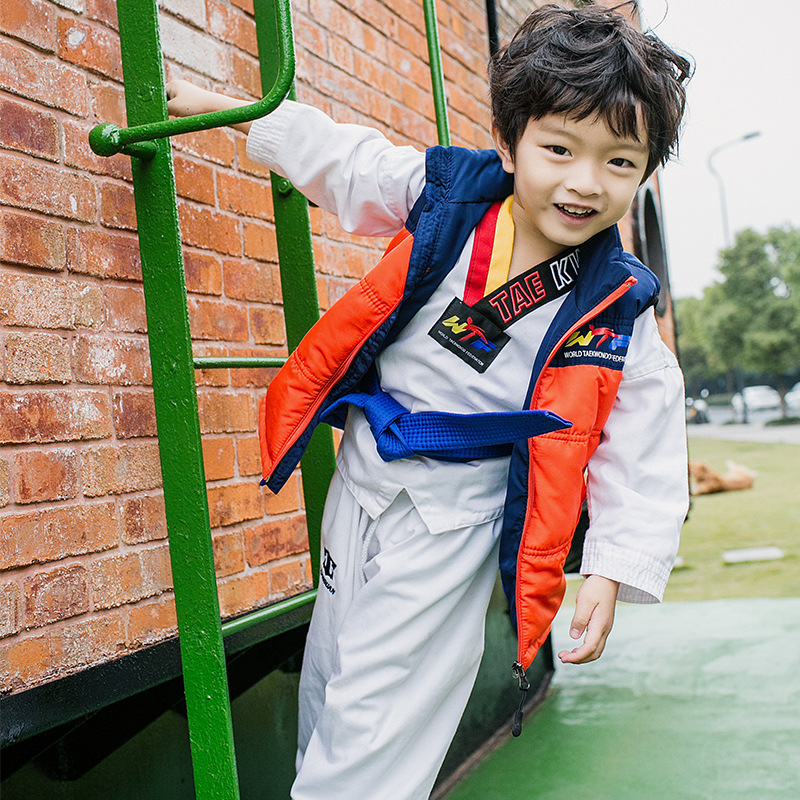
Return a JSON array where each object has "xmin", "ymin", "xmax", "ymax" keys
[
  {"xmin": 445, "ymin": 435, "xmax": 800, "ymax": 799},
  {"xmin": 444, "ymin": 599, "xmax": 800, "ymax": 800}
]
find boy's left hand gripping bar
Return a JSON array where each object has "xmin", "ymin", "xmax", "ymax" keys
[{"xmin": 88, "ymin": 0, "xmax": 296, "ymax": 160}]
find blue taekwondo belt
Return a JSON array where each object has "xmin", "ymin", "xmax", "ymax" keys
[{"xmin": 321, "ymin": 369, "xmax": 571, "ymax": 463}]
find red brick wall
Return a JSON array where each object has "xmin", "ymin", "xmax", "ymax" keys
[
  {"xmin": 0, "ymin": 0, "xmax": 523, "ymax": 694},
  {"xmin": 1, "ymin": 0, "xmax": 666, "ymax": 695}
]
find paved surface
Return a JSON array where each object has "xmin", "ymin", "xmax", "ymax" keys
[
  {"xmin": 688, "ymin": 421, "xmax": 800, "ymax": 446},
  {"xmin": 444, "ymin": 598, "xmax": 800, "ymax": 800}
]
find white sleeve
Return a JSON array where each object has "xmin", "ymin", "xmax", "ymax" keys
[
  {"xmin": 581, "ymin": 309, "xmax": 690, "ymax": 603},
  {"xmin": 246, "ymin": 100, "xmax": 426, "ymax": 237}
]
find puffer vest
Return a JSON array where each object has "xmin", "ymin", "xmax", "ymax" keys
[{"xmin": 259, "ymin": 146, "xmax": 659, "ymax": 671}]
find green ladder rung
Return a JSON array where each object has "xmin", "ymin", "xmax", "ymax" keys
[{"xmin": 193, "ymin": 356, "xmax": 288, "ymax": 370}]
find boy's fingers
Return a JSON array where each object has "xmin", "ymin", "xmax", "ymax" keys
[{"xmin": 568, "ymin": 603, "xmax": 596, "ymax": 638}]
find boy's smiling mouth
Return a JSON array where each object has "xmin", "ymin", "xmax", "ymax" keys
[{"xmin": 555, "ymin": 203, "xmax": 597, "ymax": 219}]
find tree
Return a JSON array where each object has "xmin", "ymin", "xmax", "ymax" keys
[
  {"xmin": 705, "ymin": 226, "xmax": 800, "ymax": 415},
  {"xmin": 675, "ymin": 225, "xmax": 800, "ymax": 416}
]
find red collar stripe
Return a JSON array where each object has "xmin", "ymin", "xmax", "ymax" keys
[{"xmin": 463, "ymin": 200, "xmax": 502, "ymax": 306}]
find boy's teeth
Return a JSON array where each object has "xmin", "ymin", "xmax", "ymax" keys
[{"xmin": 558, "ymin": 204, "xmax": 593, "ymax": 216}]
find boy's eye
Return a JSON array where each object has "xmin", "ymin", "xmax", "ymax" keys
[
  {"xmin": 609, "ymin": 157, "xmax": 635, "ymax": 168},
  {"xmin": 547, "ymin": 145, "xmax": 570, "ymax": 156}
]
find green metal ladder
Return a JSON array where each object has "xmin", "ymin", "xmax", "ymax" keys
[{"xmin": 89, "ymin": 1, "xmax": 450, "ymax": 797}]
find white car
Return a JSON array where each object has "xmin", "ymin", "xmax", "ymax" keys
[
  {"xmin": 785, "ymin": 382, "xmax": 800, "ymax": 410},
  {"xmin": 731, "ymin": 385, "xmax": 781, "ymax": 416}
]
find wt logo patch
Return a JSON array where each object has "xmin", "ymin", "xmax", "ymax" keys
[
  {"xmin": 321, "ymin": 548, "xmax": 337, "ymax": 595},
  {"xmin": 428, "ymin": 298, "xmax": 510, "ymax": 373}
]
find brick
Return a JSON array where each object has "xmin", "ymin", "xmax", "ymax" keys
[
  {"xmin": 263, "ymin": 473, "xmax": 301, "ymax": 514},
  {"xmin": 184, "ymin": 250, "xmax": 223, "ymax": 295},
  {"xmin": 230, "ymin": 49, "xmax": 261, "ymax": 97},
  {"xmin": 127, "ymin": 595, "xmax": 177, "ymax": 648},
  {"xmin": 0, "ymin": 633, "xmax": 55, "ymax": 693},
  {"xmin": 217, "ymin": 171, "xmax": 273, "ymax": 220},
  {"xmin": 0, "ymin": 273, "xmax": 103, "ymax": 330},
  {"xmin": 106, "ymin": 285, "xmax": 147, "ymax": 333},
  {"xmin": 55, "ymin": 612, "xmax": 127, "ymax": 672},
  {"xmin": 67, "ymin": 227, "xmax": 143, "ymax": 281},
  {"xmin": 0, "ymin": 97, "xmax": 59, "ymax": 160},
  {"xmin": 89, "ymin": 547, "xmax": 169, "ymax": 610},
  {"xmin": 236, "ymin": 435, "xmax": 262, "ymax": 476},
  {"xmin": 0, "ymin": 210, "xmax": 67, "ymax": 271},
  {"xmin": 0, "ymin": 582, "xmax": 21, "ymax": 639},
  {"xmin": 113, "ymin": 390, "xmax": 157, "ymax": 438},
  {"xmin": 230, "ymin": 0, "xmax": 254, "ymax": 14},
  {"xmin": 0, "ymin": 501, "xmax": 118, "ymax": 569},
  {"xmin": 197, "ymin": 390, "xmax": 257, "ymax": 433},
  {"xmin": 171, "ymin": 126, "xmax": 236, "ymax": 167},
  {"xmin": 0, "ymin": 152, "xmax": 97, "ymax": 222},
  {"xmin": 217, "ymin": 570, "xmax": 270, "ymax": 619},
  {"xmin": 269, "ymin": 555, "xmax": 311, "ymax": 601},
  {"xmin": 121, "ymin": 493, "xmax": 167, "ymax": 544},
  {"xmin": 207, "ymin": 0, "xmax": 258, "ymax": 55},
  {"xmin": 207, "ymin": 481, "xmax": 264, "ymax": 527},
  {"xmin": 178, "ymin": 203, "xmax": 241, "ymax": 255},
  {"xmin": 202, "ymin": 437, "xmax": 235, "ymax": 481},
  {"xmin": 235, "ymin": 138, "xmax": 271, "ymax": 180},
  {"xmin": 73, "ymin": 335, "xmax": 152, "ymax": 386},
  {"xmin": 56, "ymin": 17, "xmax": 123, "ymax": 81},
  {"xmin": 24, "ymin": 565, "xmax": 90, "ymax": 628},
  {"xmin": 89, "ymin": 81, "xmax": 126, "ymax": 128},
  {"xmin": 160, "ymin": 0, "xmax": 206, "ymax": 27},
  {"xmin": 0, "ymin": 39, "xmax": 88, "ymax": 116},
  {"xmin": 188, "ymin": 297, "xmax": 248, "ymax": 341},
  {"xmin": 245, "ymin": 514, "xmax": 307, "ymax": 566},
  {"xmin": 5, "ymin": 331, "xmax": 71, "ymax": 384},
  {"xmin": 86, "ymin": 0, "xmax": 118, "ymax": 28},
  {"xmin": 0, "ymin": 0, "xmax": 56, "ymax": 52},
  {"xmin": 14, "ymin": 448, "xmax": 79, "ymax": 504},
  {"xmin": 0, "ymin": 459, "xmax": 8, "ymax": 507},
  {"xmin": 212, "ymin": 530, "xmax": 245, "ymax": 577},
  {"xmin": 223, "ymin": 258, "xmax": 276, "ymax": 302},
  {"xmin": 173, "ymin": 155, "xmax": 215, "ymax": 205},
  {"xmin": 100, "ymin": 180, "xmax": 137, "ymax": 230},
  {"xmin": 250, "ymin": 307, "xmax": 286, "ymax": 345},
  {"xmin": 160, "ymin": 15, "xmax": 228, "ymax": 80},
  {"xmin": 228, "ymin": 350, "xmax": 279, "ymax": 388},
  {"xmin": 242, "ymin": 221, "xmax": 279, "ymax": 263},
  {"xmin": 0, "ymin": 389, "xmax": 112, "ymax": 444},
  {"xmin": 82, "ymin": 442, "xmax": 163, "ymax": 496}
]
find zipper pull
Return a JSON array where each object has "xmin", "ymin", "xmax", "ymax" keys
[{"xmin": 511, "ymin": 661, "xmax": 530, "ymax": 737}]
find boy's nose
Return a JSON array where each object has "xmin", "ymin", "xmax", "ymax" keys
[{"xmin": 563, "ymin": 160, "xmax": 602, "ymax": 197}]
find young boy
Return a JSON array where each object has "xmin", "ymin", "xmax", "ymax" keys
[{"xmin": 167, "ymin": 4, "xmax": 691, "ymax": 798}]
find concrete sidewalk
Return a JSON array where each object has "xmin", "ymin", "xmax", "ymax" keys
[
  {"xmin": 688, "ymin": 421, "xmax": 800, "ymax": 446},
  {"xmin": 444, "ymin": 598, "xmax": 800, "ymax": 800}
]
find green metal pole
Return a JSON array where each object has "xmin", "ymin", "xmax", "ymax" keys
[
  {"xmin": 253, "ymin": 0, "xmax": 336, "ymax": 584},
  {"xmin": 423, "ymin": 0, "xmax": 451, "ymax": 146},
  {"xmin": 110, "ymin": 1, "xmax": 240, "ymax": 797}
]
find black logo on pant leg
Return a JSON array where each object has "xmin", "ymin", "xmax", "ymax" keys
[{"xmin": 321, "ymin": 548, "xmax": 337, "ymax": 594}]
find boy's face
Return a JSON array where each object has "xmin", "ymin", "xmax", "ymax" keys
[{"xmin": 493, "ymin": 113, "xmax": 648, "ymax": 259}]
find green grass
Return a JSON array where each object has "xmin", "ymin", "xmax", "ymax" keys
[{"xmin": 666, "ymin": 437, "xmax": 800, "ymax": 602}]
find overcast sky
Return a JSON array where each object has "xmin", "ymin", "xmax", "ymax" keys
[{"xmin": 636, "ymin": 0, "xmax": 800, "ymax": 298}]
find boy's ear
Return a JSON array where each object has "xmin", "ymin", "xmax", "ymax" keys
[{"xmin": 492, "ymin": 125, "xmax": 515, "ymax": 174}]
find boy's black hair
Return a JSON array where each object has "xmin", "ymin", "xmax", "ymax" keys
[{"xmin": 488, "ymin": 2, "xmax": 692, "ymax": 178}]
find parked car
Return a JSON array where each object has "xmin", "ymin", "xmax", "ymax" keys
[
  {"xmin": 785, "ymin": 382, "xmax": 800, "ymax": 411},
  {"xmin": 731, "ymin": 385, "xmax": 781, "ymax": 418},
  {"xmin": 685, "ymin": 396, "xmax": 709, "ymax": 424}
]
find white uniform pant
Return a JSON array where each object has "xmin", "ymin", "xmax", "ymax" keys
[{"xmin": 291, "ymin": 470, "xmax": 503, "ymax": 800}]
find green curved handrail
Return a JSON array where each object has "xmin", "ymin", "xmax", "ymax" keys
[{"xmin": 88, "ymin": 0, "xmax": 295, "ymax": 159}]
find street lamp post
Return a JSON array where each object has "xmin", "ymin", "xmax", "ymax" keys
[{"xmin": 707, "ymin": 131, "xmax": 761, "ymax": 248}]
